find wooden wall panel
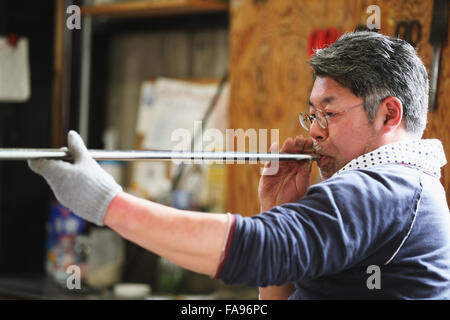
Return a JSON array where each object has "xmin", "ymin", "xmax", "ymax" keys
[{"xmin": 227, "ymin": 0, "xmax": 450, "ymax": 216}]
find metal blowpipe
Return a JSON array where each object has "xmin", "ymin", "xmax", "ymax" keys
[{"xmin": 0, "ymin": 148, "xmax": 318, "ymax": 162}]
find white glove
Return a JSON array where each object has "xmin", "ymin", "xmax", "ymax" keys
[{"xmin": 28, "ymin": 130, "xmax": 123, "ymax": 226}]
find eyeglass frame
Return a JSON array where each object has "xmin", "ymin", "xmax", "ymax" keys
[{"xmin": 299, "ymin": 102, "xmax": 364, "ymax": 131}]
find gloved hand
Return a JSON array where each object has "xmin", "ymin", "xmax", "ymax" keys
[{"xmin": 28, "ymin": 130, "xmax": 123, "ymax": 226}]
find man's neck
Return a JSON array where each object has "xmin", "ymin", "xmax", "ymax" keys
[{"xmin": 370, "ymin": 128, "xmax": 415, "ymax": 153}]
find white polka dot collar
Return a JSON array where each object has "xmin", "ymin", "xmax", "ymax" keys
[{"xmin": 334, "ymin": 139, "xmax": 447, "ymax": 178}]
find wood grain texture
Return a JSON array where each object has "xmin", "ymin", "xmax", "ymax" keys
[
  {"xmin": 227, "ymin": 0, "xmax": 450, "ymax": 216},
  {"xmin": 81, "ymin": 0, "xmax": 228, "ymax": 18},
  {"xmin": 51, "ymin": 0, "xmax": 65, "ymax": 148}
]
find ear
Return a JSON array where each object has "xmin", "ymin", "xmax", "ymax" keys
[{"xmin": 374, "ymin": 96, "xmax": 403, "ymax": 134}]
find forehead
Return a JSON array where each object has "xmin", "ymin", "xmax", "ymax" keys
[{"xmin": 309, "ymin": 76, "xmax": 357, "ymax": 106}]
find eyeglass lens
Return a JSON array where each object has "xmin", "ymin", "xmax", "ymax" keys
[{"xmin": 299, "ymin": 111, "xmax": 327, "ymax": 131}]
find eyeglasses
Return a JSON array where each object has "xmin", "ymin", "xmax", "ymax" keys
[{"xmin": 299, "ymin": 103, "xmax": 364, "ymax": 131}]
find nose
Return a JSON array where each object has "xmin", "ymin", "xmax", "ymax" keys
[{"xmin": 309, "ymin": 119, "xmax": 329, "ymax": 142}]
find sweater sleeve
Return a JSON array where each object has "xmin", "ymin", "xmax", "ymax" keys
[{"xmin": 215, "ymin": 167, "xmax": 422, "ymax": 287}]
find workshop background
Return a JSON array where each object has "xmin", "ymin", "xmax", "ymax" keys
[{"xmin": 0, "ymin": 0, "xmax": 448, "ymax": 299}]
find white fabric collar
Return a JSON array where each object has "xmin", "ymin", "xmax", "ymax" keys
[{"xmin": 334, "ymin": 139, "xmax": 447, "ymax": 178}]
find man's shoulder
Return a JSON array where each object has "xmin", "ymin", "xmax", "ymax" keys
[
  {"xmin": 324, "ymin": 163, "xmax": 421, "ymax": 184},
  {"xmin": 308, "ymin": 164, "xmax": 423, "ymax": 201}
]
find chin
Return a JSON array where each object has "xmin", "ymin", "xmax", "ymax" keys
[
  {"xmin": 318, "ymin": 162, "xmax": 340, "ymax": 180},
  {"xmin": 317, "ymin": 157, "xmax": 345, "ymax": 180},
  {"xmin": 318, "ymin": 169, "xmax": 334, "ymax": 180}
]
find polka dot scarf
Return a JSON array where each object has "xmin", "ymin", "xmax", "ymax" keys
[{"xmin": 335, "ymin": 139, "xmax": 447, "ymax": 179}]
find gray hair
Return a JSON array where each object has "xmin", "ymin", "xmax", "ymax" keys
[{"xmin": 308, "ymin": 31, "xmax": 429, "ymax": 138}]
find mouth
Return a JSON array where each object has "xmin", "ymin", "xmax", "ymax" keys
[
  {"xmin": 312, "ymin": 144, "xmax": 329, "ymax": 166},
  {"xmin": 315, "ymin": 154, "xmax": 329, "ymax": 166}
]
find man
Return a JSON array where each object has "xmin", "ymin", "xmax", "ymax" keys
[{"xmin": 29, "ymin": 31, "xmax": 450, "ymax": 299}]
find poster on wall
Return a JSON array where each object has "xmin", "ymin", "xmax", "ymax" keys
[{"xmin": 130, "ymin": 78, "xmax": 229, "ymax": 210}]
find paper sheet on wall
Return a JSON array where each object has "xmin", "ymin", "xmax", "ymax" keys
[
  {"xmin": 131, "ymin": 78, "xmax": 229, "ymax": 202},
  {"xmin": 140, "ymin": 78, "xmax": 227, "ymax": 150},
  {"xmin": 136, "ymin": 80, "xmax": 157, "ymax": 137},
  {"xmin": 0, "ymin": 37, "xmax": 31, "ymax": 102},
  {"xmin": 137, "ymin": 79, "xmax": 229, "ymax": 151},
  {"xmin": 129, "ymin": 162, "xmax": 171, "ymax": 200}
]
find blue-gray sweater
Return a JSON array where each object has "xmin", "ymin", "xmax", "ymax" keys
[{"xmin": 217, "ymin": 163, "xmax": 450, "ymax": 299}]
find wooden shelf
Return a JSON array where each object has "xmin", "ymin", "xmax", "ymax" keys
[{"xmin": 81, "ymin": 0, "xmax": 229, "ymax": 18}]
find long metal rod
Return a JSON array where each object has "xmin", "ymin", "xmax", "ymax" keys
[{"xmin": 0, "ymin": 149, "xmax": 318, "ymax": 162}]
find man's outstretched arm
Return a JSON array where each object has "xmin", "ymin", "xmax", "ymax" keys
[
  {"xmin": 28, "ymin": 131, "xmax": 229, "ymax": 277},
  {"xmin": 104, "ymin": 191, "xmax": 229, "ymax": 276},
  {"xmin": 259, "ymin": 283, "xmax": 296, "ymax": 300}
]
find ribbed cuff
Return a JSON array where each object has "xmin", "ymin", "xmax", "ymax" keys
[
  {"xmin": 80, "ymin": 176, "xmax": 123, "ymax": 226},
  {"xmin": 93, "ymin": 183, "xmax": 123, "ymax": 226}
]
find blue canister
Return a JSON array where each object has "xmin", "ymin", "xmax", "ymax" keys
[{"xmin": 46, "ymin": 202, "xmax": 86, "ymax": 284}]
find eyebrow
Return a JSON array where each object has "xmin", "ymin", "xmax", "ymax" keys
[{"xmin": 308, "ymin": 96, "xmax": 337, "ymax": 108}]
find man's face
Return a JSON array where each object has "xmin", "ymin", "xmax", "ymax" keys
[{"xmin": 308, "ymin": 76, "xmax": 378, "ymax": 179}]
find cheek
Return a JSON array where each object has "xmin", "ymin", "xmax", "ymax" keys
[
  {"xmin": 331, "ymin": 138, "xmax": 354, "ymax": 164},
  {"xmin": 329, "ymin": 123, "xmax": 371, "ymax": 163}
]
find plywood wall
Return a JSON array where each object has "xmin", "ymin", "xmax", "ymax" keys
[{"xmin": 227, "ymin": 0, "xmax": 450, "ymax": 216}]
